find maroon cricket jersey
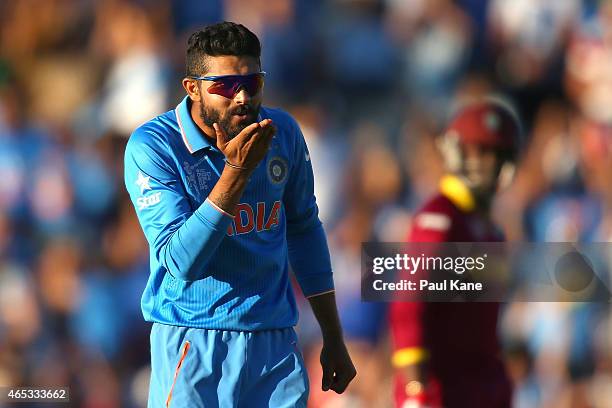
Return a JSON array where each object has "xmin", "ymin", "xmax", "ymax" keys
[{"xmin": 389, "ymin": 176, "xmax": 511, "ymax": 408}]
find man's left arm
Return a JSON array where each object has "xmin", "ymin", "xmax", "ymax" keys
[
  {"xmin": 283, "ymin": 116, "xmax": 356, "ymax": 393},
  {"xmin": 308, "ymin": 292, "xmax": 357, "ymax": 393}
]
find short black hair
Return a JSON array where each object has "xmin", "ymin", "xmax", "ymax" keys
[{"xmin": 186, "ymin": 22, "xmax": 261, "ymax": 77}]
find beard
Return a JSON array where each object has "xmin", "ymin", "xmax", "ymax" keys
[{"xmin": 200, "ymin": 100, "xmax": 261, "ymax": 140}]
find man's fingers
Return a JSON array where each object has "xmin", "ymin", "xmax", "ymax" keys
[
  {"xmin": 219, "ymin": 119, "xmax": 272, "ymax": 149},
  {"xmin": 213, "ymin": 123, "xmax": 229, "ymax": 148},
  {"xmin": 214, "ymin": 121, "xmax": 259, "ymax": 147},
  {"xmin": 248, "ymin": 120, "xmax": 275, "ymax": 152},
  {"xmin": 260, "ymin": 124, "xmax": 276, "ymax": 149},
  {"xmin": 330, "ymin": 379, "xmax": 348, "ymax": 394},
  {"xmin": 219, "ymin": 118, "xmax": 273, "ymax": 168},
  {"xmin": 259, "ymin": 118, "xmax": 273, "ymax": 128},
  {"xmin": 257, "ymin": 119, "xmax": 275, "ymax": 141},
  {"xmin": 330, "ymin": 368, "xmax": 356, "ymax": 394},
  {"xmin": 233, "ymin": 122, "xmax": 261, "ymax": 145},
  {"xmin": 321, "ymin": 364, "xmax": 334, "ymax": 392}
]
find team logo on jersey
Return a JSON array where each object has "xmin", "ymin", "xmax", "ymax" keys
[{"xmin": 267, "ymin": 156, "xmax": 288, "ymax": 185}]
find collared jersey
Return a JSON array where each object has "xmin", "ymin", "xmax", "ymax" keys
[
  {"xmin": 388, "ymin": 175, "xmax": 511, "ymax": 407},
  {"xmin": 124, "ymin": 96, "xmax": 334, "ymax": 331}
]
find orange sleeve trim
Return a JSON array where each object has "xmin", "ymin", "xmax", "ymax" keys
[
  {"xmin": 206, "ymin": 198, "xmax": 234, "ymax": 218},
  {"xmin": 392, "ymin": 347, "xmax": 429, "ymax": 368},
  {"xmin": 166, "ymin": 340, "xmax": 191, "ymax": 408}
]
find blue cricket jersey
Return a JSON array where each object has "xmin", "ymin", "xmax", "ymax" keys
[{"xmin": 124, "ymin": 96, "xmax": 334, "ymax": 331}]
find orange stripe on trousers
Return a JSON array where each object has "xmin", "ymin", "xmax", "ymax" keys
[{"xmin": 166, "ymin": 340, "xmax": 191, "ymax": 408}]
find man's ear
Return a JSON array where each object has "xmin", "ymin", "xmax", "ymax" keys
[{"xmin": 182, "ymin": 78, "xmax": 201, "ymax": 102}]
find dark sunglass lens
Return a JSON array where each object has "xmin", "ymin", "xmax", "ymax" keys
[
  {"xmin": 243, "ymin": 75, "xmax": 264, "ymax": 95},
  {"xmin": 207, "ymin": 74, "xmax": 264, "ymax": 98}
]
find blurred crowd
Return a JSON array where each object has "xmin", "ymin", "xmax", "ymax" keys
[{"xmin": 1, "ymin": 0, "xmax": 612, "ymax": 407}]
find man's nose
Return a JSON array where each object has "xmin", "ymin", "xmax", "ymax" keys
[{"xmin": 233, "ymin": 87, "xmax": 251, "ymax": 104}]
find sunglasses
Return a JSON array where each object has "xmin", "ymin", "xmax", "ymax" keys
[{"xmin": 189, "ymin": 71, "xmax": 266, "ymax": 98}]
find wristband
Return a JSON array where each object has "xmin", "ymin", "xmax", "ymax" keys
[{"xmin": 224, "ymin": 159, "xmax": 251, "ymax": 171}]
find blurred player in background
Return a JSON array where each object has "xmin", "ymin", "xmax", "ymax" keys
[
  {"xmin": 124, "ymin": 22, "xmax": 355, "ymax": 407},
  {"xmin": 389, "ymin": 100, "xmax": 521, "ymax": 407}
]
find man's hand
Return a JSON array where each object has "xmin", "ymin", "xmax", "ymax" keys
[
  {"xmin": 208, "ymin": 119, "xmax": 276, "ymax": 214},
  {"xmin": 206, "ymin": 119, "xmax": 275, "ymax": 214},
  {"xmin": 213, "ymin": 118, "xmax": 275, "ymax": 170},
  {"xmin": 320, "ymin": 337, "xmax": 357, "ymax": 393},
  {"xmin": 307, "ymin": 292, "xmax": 357, "ymax": 394}
]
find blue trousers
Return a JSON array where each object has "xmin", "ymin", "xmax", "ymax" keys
[{"xmin": 148, "ymin": 323, "xmax": 309, "ymax": 407}]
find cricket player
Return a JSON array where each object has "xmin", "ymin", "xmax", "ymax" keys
[
  {"xmin": 124, "ymin": 22, "xmax": 356, "ymax": 407},
  {"xmin": 389, "ymin": 100, "xmax": 520, "ymax": 407}
]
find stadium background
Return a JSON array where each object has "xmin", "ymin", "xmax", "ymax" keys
[{"xmin": 1, "ymin": 0, "xmax": 612, "ymax": 406}]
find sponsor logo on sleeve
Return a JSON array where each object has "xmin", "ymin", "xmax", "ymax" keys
[
  {"xmin": 134, "ymin": 170, "xmax": 162, "ymax": 210},
  {"xmin": 137, "ymin": 192, "xmax": 162, "ymax": 210},
  {"xmin": 135, "ymin": 171, "xmax": 151, "ymax": 195}
]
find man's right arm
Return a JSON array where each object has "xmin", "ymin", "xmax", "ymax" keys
[
  {"xmin": 124, "ymin": 120, "xmax": 273, "ymax": 282},
  {"xmin": 125, "ymin": 130, "xmax": 234, "ymax": 282}
]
